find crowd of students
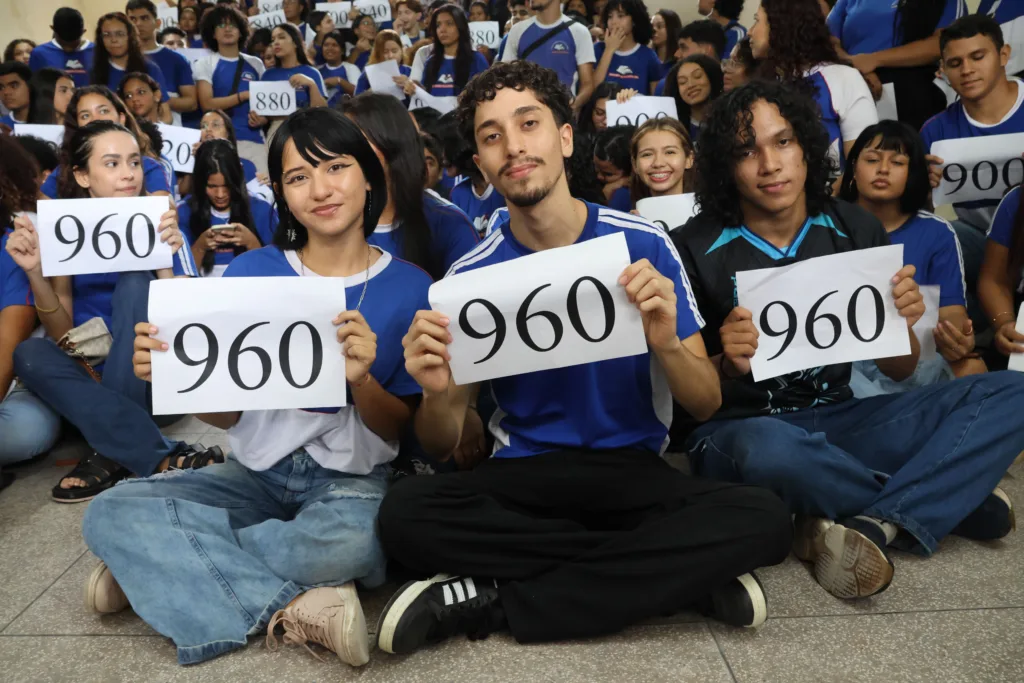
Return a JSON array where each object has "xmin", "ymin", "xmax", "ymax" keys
[{"xmin": 0, "ymin": 0, "xmax": 1023, "ymax": 671}]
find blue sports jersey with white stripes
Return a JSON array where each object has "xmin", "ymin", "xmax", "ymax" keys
[
  {"xmin": 888, "ymin": 211, "xmax": 966, "ymax": 308},
  {"xmin": 444, "ymin": 201, "xmax": 704, "ymax": 459}
]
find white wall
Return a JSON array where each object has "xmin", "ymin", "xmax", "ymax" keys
[{"xmin": 1, "ymin": 0, "xmax": 134, "ymax": 54}]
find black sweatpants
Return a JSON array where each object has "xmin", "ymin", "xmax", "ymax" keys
[{"xmin": 378, "ymin": 449, "xmax": 792, "ymax": 643}]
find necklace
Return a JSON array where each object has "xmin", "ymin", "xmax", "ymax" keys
[{"xmin": 297, "ymin": 244, "xmax": 372, "ymax": 311}]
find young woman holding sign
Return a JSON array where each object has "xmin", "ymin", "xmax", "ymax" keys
[
  {"xmin": 180, "ymin": 139, "xmax": 278, "ymax": 276},
  {"xmin": 8, "ymin": 120, "xmax": 207, "ymax": 503},
  {"xmin": 404, "ymin": 5, "xmax": 488, "ymax": 97},
  {"xmin": 354, "ymin": 30, "xmax": 413, "ymax": 99},
  {"xmin": 629, "ymin": 117, "xmax": 694, "ymax": 203},
  {"xmin": 979, "ymin": 186, "xmax": 1024, "ymax": 371},
  {"xmin": 84, "ymin": 107, "xmax": 431, "ymax": 667},
  {"xmin": 41, "ymin": 86, "xmax": 172, "ymax": 199},
  {"xmin": 261, "ymin": 23, "xmax": 328, "ymax": 112},
  {"xmin": 839, "ymin": 120, "xmax": 984, "ymax": 395}
]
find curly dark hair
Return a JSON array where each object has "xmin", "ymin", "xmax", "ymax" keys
[
  {"xmin": 601, "ymin": 0, "xmax": 653, "ymax": 46},
  {"xmin": 756, "ymin": 0, "xmax": 846, "ymax": 85},
  {"xmin": 694, "ymin": 80, "xmax": 835, "ymax": 227},
  {"xmin": 576, "ymin": 81, "xmax": 622, "ymax": 134},
  {"xmin": 0, "ymin": 136, "xmax": 40, "ymax": 226},
  {"xmin": 200, "ymin": 4, "xmax": 249, "ymax": 53},
  {"xmin": 567, "ymin": 129, "xmax": 606, "ymax": 205},
  {"xmin": 456, "ymin": 60, "xmax": 573, "ymax": 153}
]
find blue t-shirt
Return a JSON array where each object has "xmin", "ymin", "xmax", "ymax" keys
[
  {"xmin": 0, "ymin": 113, "xmax": 22, "ymax": 128},
  {"xmin": 594, "ymin": 42, "xmax": 662, "ymax": 92},
  {"xmin": 193, "ymin": 54, "xmax": 265, "ymax": 144},
  {"xmin": 988, "ymin": 185, "xmax": 1024, "ymax": 296},
  {"xmin": 448, "ymin": 178, "xmax": 506, "ymax": 235},
  {"xmin": 979, "ymin": 0, "xmax": 1024, "ymax": 23},
  {"xmin": 107, "ymin": 59, "xmax": 170, "ymax": 102},
  {"xmin": 438, "ymin": 169, "xmax": 462, "ymax": 196},
  {"xmin": 145, "ymin": 46, "xmax": 196, "ymax": 99},
  {"xmin": 501, "ymin": 15, "xmax": 596, "ymax": 92},
  {"xmin": 41, "ymin": 157, "xmax": 171, "ymax": 198},
  {"xmin": 889, "ymin": 211, "xmax": 966, "ymax": 308},
  {"xmin": 261, "ymin": 64, "xmax": 327, "ymax": 109},
  {"xmin": 368, "ymin": 190, "xmax": 479, "ymax": 275},
  {"xmin": 653, "ymin": 76, "xmax": 666, "ymax": 96},
  {"xmin": 920, "ymin": 79, "xmax": 1024, "ymax": 230},
  {"xmin": 445, "ymin": 202, "xmax": 704, "ymax": 458},
  {"xmin": 421, "ymin": 52, "xmax": 489, "ymax": 96},
  {"xmin": 0, "ymin": 230, "xmax": 32, "ymax": 310},
  {"xmin": 241, "ymin": 157, "xmax": 258, "ymax": 183},
  {"xmin": 827, "ymin": 0, "xmax": 966, "ymax": 55},
  {"xmin": 177, "ymin": 197, "xmax": 279, "ymax": 274},
  {"xmin": 29, "ymin": 40, "xmax": 95, "ymax": 88},
  {"xmin": 320, "ymin": 62, "xmax": 362, "ymax": 107},
  {"xmin": 355, "ymin": 64, "xmax": 412, "ymax": 97},
  {"xmin": 608, "ymin": 186, "xmax": 631, "ymax": 212},
  {"xmin": 189, "ymin": 37, "xmax": 204, "ymax": 49},
  {"xmin": 71, "ymin": 232, "xmax": 198, "ymax": 329},
  {"xmin": 223, "ymin": 245, "xmax": 429, "ymax": 404},
  {"xmin": 722, "ymin": 20, "xmax": 747, "ymax": 60}
]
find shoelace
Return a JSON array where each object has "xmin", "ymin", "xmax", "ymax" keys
[
  {"xmin": 427, "ymin": 593, "xmax": 499, "ymax": 643},
  {"xmin": 265, "ymin": 609, "xmax": 332, "ymax": 663}
]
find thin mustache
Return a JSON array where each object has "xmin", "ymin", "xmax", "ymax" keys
[{"xmin": 499, "ymin": 157, "xmax": 545, "ymax": 176}]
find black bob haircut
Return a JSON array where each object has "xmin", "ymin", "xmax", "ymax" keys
[
  {"xmin": 839, "ymin": 120, "xmax": 931, "ymax": 216},
  {"xmin": 694, "ymin": 80, "xmax": 835, "ymax": 227},
  {"xmin": 601, "ymin": 0, "xmax": 653, "ymax": 46},
  {"xmin": 456, "ymin": 60, "xmax": 573, "ymax": 153},
  {"xmin": 679, "ymin": 19, "xmax": 726, "ymax": 58},
  {"xmin": 267, "ymin": 108, "xmax": 387, "ymax": 249},
  {"xmin": 940, "ymin": 14, "xmax": 1005, "ymax": 54},
  {"xmin": 200, "ymin": 5, "xmax": 250, "ymax": 52}
]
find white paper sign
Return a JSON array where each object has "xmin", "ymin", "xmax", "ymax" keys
[
  {"xmin": 317, "ymin": 2, "xmax": 353, "ymax": 29},
  {"xmin": 930, "ymin": 133, "xmax": 1024, "ymax": 206},
  {"xmin": 249, "ymin": 9, "xmax": 287, "ymax": 30},
  {"xmin": 37, "ymin": 197, "xmax": 173, "ymax": 277},
  {"xmin": 913, "ymin": 285, "xmax": 940, "ymax": 363},
  {"xmin": 605, "ymin": 96, "xmax": 678, "ymax": 127},
  {"xmin": 247, "ymin": 177, "xmax": 275, "ymax": 204},
  {"xmin": 1009, "ymin": 302, "xmax": 1024, "ymax": 373},
  {"xmin": 364, "ymin": 60, "xmax": 406, "ymax": 99},
  {"xmin": 157, "ymin": 5, "xmax": 178, "ymax": 29},
  {"xmin": 355, "ymin": 0, "xmax": 391, "ymax": 23},
  {"xmin": 635, "ymin": 194, "xmax": 698, "ymax": 232},
  {"xmin": 736, "ymin": 245, "xmax": 911, "ymax": 382},
  {"xmin": 1002, "ymin": 16, "xmax": 1024, "ymax": 77},
  {"xmin": 469, "ymin": 21, "xmax": 501, "ymax": 49},
  {"xmin": 259, "ymin": 0, "xmax": 284, "ymax": 13},
  {"xmin": 13, "ymin": 123, "xmax": 64, "ymax": 151},
  {"xmin": 149, "ymin": 277, "xmax": 348, "ymax": 414},
  {"xmin": 157, "ymin": 123, "xmax": 202, "ymax": 173},
  {"xmin": 428, "ymin": 233, "xmax": 648, "ymax": 385},
  {"xmin": 249, "ymin": 81, "xmax": 297, "ymax": 116},
  {"xmin": 876, "ymin": 82, "xmax": 898, "ymax": 121},
  {"xmin": 408, "ymin": 86, "xmax": 456, "ymax": 114},
  {"xmin": 175, "ymin": 47, "xmax": 213, "ymax": 64}
]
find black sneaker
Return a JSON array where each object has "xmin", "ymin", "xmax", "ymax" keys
[
  {"xmin": 952, "ymin": 487, "xmax": 1015, "ymax": 540},
  {"xmin": 376, "ymin": 574, "xmax": 506, "ymax": 655},
  {"xmin": 814, "ymin": 517, "xmax": 894, "ymax": 599},
  {"xmin": 698, "ymin": 572, "xmax": 768, "ymax": 628}
]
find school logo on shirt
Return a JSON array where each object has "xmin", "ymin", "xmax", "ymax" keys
[
  {"xmin": 242, "ymin": 72, "xmax": 255, "ymax": 81},
  {"xmin": 66, "ymin": 59, "xmax": 84, "ymax": 70},
  {"xmin": 615, "ymin": 65, "xmax": 634, "ymax": 75},
  {"xmin": 551, "ymin": 41, "xmax": 569, "ymax": 54},
  {"xmin": 438, "ymin": 74, "xmax": 454, "ymax": 84}
]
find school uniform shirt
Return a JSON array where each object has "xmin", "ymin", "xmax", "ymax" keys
[
  {"xmin": 411, "ymin": 52, "xmax": 489, "ymax": 97},
  {"xmin": 438, "ymin": 168, "xmax": 461, "ymax": 196},
  {"xmin": 0, "ymin": 229, "xmax": 33, "ymax": 310},
  {"xmin": 448, "ymin": 177, "xmax": 506, "ymax": 235},
  {"xmin": 673, "ymin": 199, "xmax": 888, "ymax": 432},
  {"xmin": 321, "ymin": 62, "xmax": 364, "ymax": 107},
  {"xmin": 722, "ymin": 20, "xmax": 747, "ymax": 60},
  {"xmin": 981, "ymin": 0, "xmax": 1024, "ymax": 76},
  {"xmin": 189, "ymin": 37, "xmax": 205, "ymax": 49},
  {"xmin": 192, "ymin": 53, "xmax": 266, "ymax": 144},
  {"xmin": 260, "ymin": 64, "xmax": 328, "ymax": 109},
  {"xmin": 805, "ymin": 63, "xmax": 879, "ymax": 171},
  {"xmin": 827, "ymin": 0, "xmax": 966, "ymax": 55},
  {"xmin": 593, "ymin": 42, "xmax": 662, "ymax": 92},
  {"xmin": 354, "ymin": 64, "xmax": 411, "ymax": 98},
  {"xmin": 222, "ymin": 246, "xmax": 430, "ymax": 473},
  {"xmin": 608, "ymin": 185, "xmax": 631, "ymax": 212},
  {"xmin": 29, "ymin": 40, "xmax": 95, "ymax": 88},
  {"xmin": 988, "ymin": 185, "xmax": 1023, "ymax": 295},
  {"xmin": 889, "ymin": 211, "xmax": 966, "ymax": 308},
  {"xmin": 176, "ymin": 197, "xmax": 279, "ymax": 276},
  {"xmin": 920, "ymin": 78, "xmax": 1024, "ymax": 231},
  {"xmin": 500, "ymin": 15, "xmax": 596, "ymax": 94},
  {"xmin": 241, "ymin": 157, "xmax": 259, "ymax": 183},
  {"xmin": 0, "ymin": 112, "xmax": 26, "ymax": 128},
  {"xmin": 107, "ymin": 59, "xmax": 171, "ymax": 101},
  {"xmin": 447, "ymin": 202, "xmax": 703, "ymax": 458},
  {"xmin": 369, "ymin": 190, "xmax": 480, "ymax": 274},
  {"xmin": 40, "ymin": 157, "xmax": 171, "ymax": 198},
  {"xmin": 145, "ymin": 46, "xmax": 196, "ymax": 102}
]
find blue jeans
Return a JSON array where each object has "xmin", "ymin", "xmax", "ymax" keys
[
  {"xmin": 686, "ymin": 373, "xmax": 1024, "ymax": 555},
  {"xmin": 0, "ymin": 386, "xmax": 61, "ymax": 465},
  {"xmin": 82, "ymin": 450, "xmax": 390, "ymax": 665},
  {"xmin": 13, "ymin": 272, "xmax": 182, "ymax": 475}
]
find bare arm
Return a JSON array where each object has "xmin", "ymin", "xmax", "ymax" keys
[
  {"xmin": 414, "ymin": 379, "xmax": 476, "ymax": 458},
  {"xmin": 351, "ymin": 377, "xmax": 415, "ymax": 442},
  {"xmin": 656, "ymin": 331, "xmax": 721, "ymax": 422},
  {"xmin": 197, "ymin": 80, "xmax": 248, "ymax": 112},
  {"xmin": 854, "ymin": 32, "xmax": 942, "ymax": 73},
  {"xmin": 169, "ymin": 84, "xmax": 198, "ymax": 113},
  {"xmin": 978, "ymin": 241, "xmax": 1016, "ymax": 325},
  {"xmin": 27, "ymin": 272, "xmax": 74, "ymax": 340},
  {"xmin": 572, "ymin": 63, "xmax": 595, "ymax": 112}
]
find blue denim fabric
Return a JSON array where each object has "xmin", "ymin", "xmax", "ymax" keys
[{"xmin": 0, "ymin": 386, "xmax": 61, "ymax": 465}]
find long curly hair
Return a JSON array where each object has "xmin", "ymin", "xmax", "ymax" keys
[
  {"xmin": 756, "ymin": 0, "xmax": 846, "ymax": 85},
  {"xmin": 601, "ymin": 0, "xmax": 653, "ymax": 45},
  {"xmin": 694, "ymin": 80, "xmax": 835, "ymax": 227},
  {"xmin": 0, "ymin": 136, "xmax": 40, "ymax": 227}
]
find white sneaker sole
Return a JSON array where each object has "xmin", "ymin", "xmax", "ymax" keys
[
  {"xmin": 737, "ymin": 573, "xmax": 768, "ymax": 629},
  {"xmin": 333, "ymin": 583, "xmax": 370, "ymax": 667},
  {"xmin": 376, "ymin": 574, "xmax": 451, "ymax": 654},
  {"xmin": 814, "ymin": 524, "xmax": 893, "ymax": 599},
  {"xmin": 85, "ymin": 563, "xmax": 129, "ymax": 614}
]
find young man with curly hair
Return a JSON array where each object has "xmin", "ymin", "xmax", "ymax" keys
[
  {"xmin": 673, "ymin": 80, "xmax": 1024, "ymax": 601},
  {"xmin": 373, "ymin": 60, "xmax": 792, "ymax": 656}
]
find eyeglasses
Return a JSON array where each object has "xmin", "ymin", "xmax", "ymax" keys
[
  {"xmin": 102, "ymin": 31, "xmax": 129, "ymax": 39},
  {"xmin": 216, "ymin": 22, "xmax": 237, "ymax": 29}
]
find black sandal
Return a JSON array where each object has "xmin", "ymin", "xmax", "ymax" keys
[
  {"xmin": 167, "ymin": 444, "xmax": 225, "ymax": 471},
  {"xmin": 51, "ymin": 453, "xmax": 130, "ymax": 504}
]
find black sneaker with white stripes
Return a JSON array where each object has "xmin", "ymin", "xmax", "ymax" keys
[
  {"xmin": 376, "ymin": 575, "xmax": 506, "ymax": 655},
  {"xmin": 696, "ymin": 572, "xmax": 768, "ymax": 628}
]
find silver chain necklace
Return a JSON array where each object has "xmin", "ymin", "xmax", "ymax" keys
[{"xmin": 298, "ymin": 244, "xmax": 371, "ymax": 311}]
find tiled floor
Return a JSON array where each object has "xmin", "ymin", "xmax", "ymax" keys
[{"xmin": 2, "ymin": 422, "xmax": 1022, "ymax": 683}]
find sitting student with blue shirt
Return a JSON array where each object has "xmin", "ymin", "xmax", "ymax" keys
[
  {"xmin": 0, "ymin": 61, "xmax": 35, "ymax": 129},
  {"xmin": 594, "ymin": 124, "xmax": 635, "ymax": 212},
  {"xmin": 697, "ymin": 0, "xmax": 747, "ymax": 60},
  {"xmin": 594, "ymin": 0, "xmax": 662, "ymax": 95},
  {"xmin": 30, "ymin": 8, "xmax": 95, "ymax": 88},
  {"xmin": 674, "ymin": 80, "xmax": 1024, "ymax": 602},
  {"xmin": 126, "ymin": 0, "xmax": 200, "ymax": 125},
  {"xmin": 179, "ymin": 140, "xmax": 278, "ymax": 277},
  {"xmin": 374, "ymin": 60, "xmax": 792, "ymax": 657},
  {"xmin": 321, "ymin": 31, "xmax": 361, "ymax": 105},
  {"xmin": 197, "ymin": 109, "xmax": 260, "ymax": 183},
  {"xmin": 9, "ymin": 121, "xmax": 206, "ymax": 504},
  {"xmin": 354, "ymin": 30, "xmax": 412, "ymax": 100},
  {"xmin": 91, "ymin": 12, "xmax": 170, "ymax": 108},
  {"xmin": 261, "ymin": 24, "xmax": 328, "ymax": 113},
  {"xmin": 404, "ymin": 5, "xmax": 489, "ymax": 98},
  {"xmin": 979, "ymin": 185, "xmax": 1024, "ymax": 371},
  {"xmin": 85, "ymin": 107, "xmax": 431, "ymax": 668},
  {"xmin": 840, "ymin": 120, "xmax": 984, "ymax": 397}
]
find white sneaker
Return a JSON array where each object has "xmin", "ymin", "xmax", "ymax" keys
[{"xmin": 85, "ymin": 562, "xmax": 129, "ymax": 614}]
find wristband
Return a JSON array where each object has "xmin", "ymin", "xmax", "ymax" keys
[{"xmin": 34, "ymin": 301, "xmax": 61, "ymax": 314}]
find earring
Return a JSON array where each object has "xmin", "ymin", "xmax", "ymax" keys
[{"xmin": 287, "ymin": 228, "xmax": 297, "ymax": 243}]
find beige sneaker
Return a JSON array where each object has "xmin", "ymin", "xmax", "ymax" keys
[
  {"xmin": 266, "ymin": 583, "xmax": 369, "ymax": 667},
  {"xmin": 85, "ymin": 562, "xmax": 129, "ymax": 614}
]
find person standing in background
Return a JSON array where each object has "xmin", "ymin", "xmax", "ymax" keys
[
  {"xmin": 697, "ymin": 0, "xmax": 746, "ymax": 60},
  {"xmin": 29, "ymin": 8, "xmax": 96, "ymax": 88},
  {"xmin": 126, "ymin": 0, "xmax": 200, "ymax": 127}
]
